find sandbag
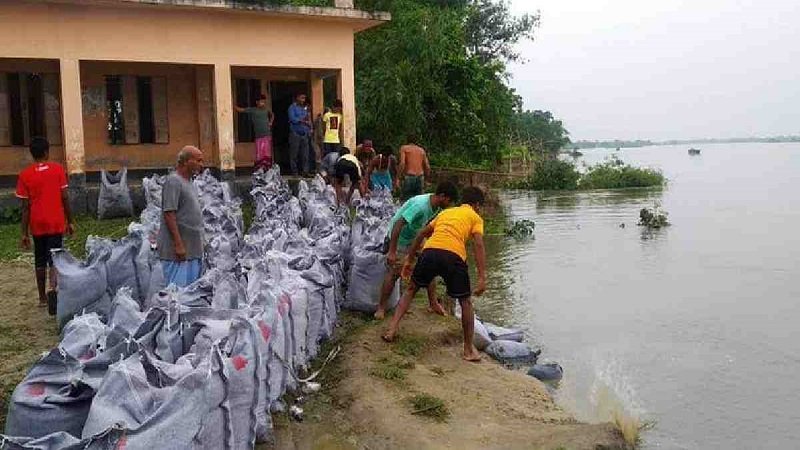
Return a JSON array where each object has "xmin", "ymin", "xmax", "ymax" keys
[
  {"xmin": 53, "ymin": 248, "xmax": 112, "ymax": 329},
  {"xmin": 484, "ymin": 323, "xmax": 525, "ymax": 342},
  {"xmin": 473, "ymin": 319, "xmax": 492, "ymax": 351},
  {"xmin": 97, "ymin": 168, "xmax": 133, "ymax": 219},
  {"xmin": 484, "ymin": 340, "xmax": 540, "ymax": 364},
  {"xmin": 343, "ymin": 246, "xmax": 399, "ymax": 313},
  {"xmin": 107, "ymin": 287, "xmax": 146, "ymax": 337},
  {"xmin": 0, "ymin": 427, "xmax": 125, "ymax": 450},
  {"xmin": 528, "ymin": 363, "xmax": 564, "ymax": 382}
]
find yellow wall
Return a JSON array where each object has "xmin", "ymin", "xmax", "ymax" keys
[{"xmin": 0, "ymin": 1, "xmax": 363, "ymax": 175}]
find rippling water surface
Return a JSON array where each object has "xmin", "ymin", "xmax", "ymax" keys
[{"xmin": 476, "ymin": 143, "xmax": 800, "ymax": 449}]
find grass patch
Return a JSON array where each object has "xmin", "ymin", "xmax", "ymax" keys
[
  {"xmin": 393, "ymin": 334, "xmax": 428, "ymax": 358},
  {"xmin": 407, "ymin": 393, "xmax": 450, "ymax": 422},
  {"xmin": 508, "ymin": 158, "xmax": 579, "ymax": 191},
  {"xmin": 0, "ymin": 215, "xmax": 133, "ymax": 262},
  {"xmin": 370, "ymin": 355, "xmax": 414, "ymax": 382}
]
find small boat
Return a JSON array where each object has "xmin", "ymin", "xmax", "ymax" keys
[{"xmin": 688, "ymin": 148, "xmax": 701, "ymax": 155}]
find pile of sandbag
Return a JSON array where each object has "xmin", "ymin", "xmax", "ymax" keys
[
  {"xmin": 2, "ymin": 166, "xmax": 352, "ymax": 449},
  {"xmin": 97, "ymin": 168, "xmax": 134, "ymax": 219},
  {"xmin": 342, "ymin": 188, "xmax": 400, "ymax": 313}
]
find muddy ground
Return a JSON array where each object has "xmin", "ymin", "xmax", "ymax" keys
[{"xmin": 0, "ymin": 262, "xmax": 627, "ymax": 449}]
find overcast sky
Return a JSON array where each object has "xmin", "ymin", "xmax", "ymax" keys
[{"xmin": 508, "ymin": 0, "xmax": 800, "ymax": 141}]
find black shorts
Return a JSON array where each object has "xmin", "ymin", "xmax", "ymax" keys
[
  {"xmin": 412, "ymin": 248, "xmax": 471, "ymax": 300},
  {"xmin": 334, "ymin": 159, "xmax": 361, "ymax": 183},
  {"xmin": 33, "ymin": 234, "xmax": 63, "ymax": 268}
]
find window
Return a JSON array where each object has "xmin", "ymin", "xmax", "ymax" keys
[
  {"xmin": 105, "ymin": 75, "xmax": 168, "ymax": 145},
  {"xmin": 0, "ymin": 72, "xmax": 61, "ymax": 147},
  {"xmin": 235, "ymin": 78, "xmax": 263, "ymax": 143}
]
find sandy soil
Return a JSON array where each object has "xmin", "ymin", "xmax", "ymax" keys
[{"xmin": 272, "ymin": 302, "xmax": 628, "ymax": 450}]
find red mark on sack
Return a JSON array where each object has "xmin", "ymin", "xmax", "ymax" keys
[
  {"xmin": 231, "ymin": 355, "xmax": 248, "ymax": 371},
  {"xmin": 27, "ymin": 383, "xmax": 45, "ymax": 396},
  {"xmin": 79, "ymin": 349, "xmax": 96, "ymax": 361},
  {"xmin": 258, "ymin": 320, "xmax": 271, "ymax": 341},
  {"xmin": 116, "ymin": 436, "xmax": 127, "ymax": 450}
]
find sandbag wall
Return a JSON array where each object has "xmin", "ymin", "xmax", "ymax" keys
[{"xmin": 1, "ymin": 167, "xmax": 357, "ymax": 450}]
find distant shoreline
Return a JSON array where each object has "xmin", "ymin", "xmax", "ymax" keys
[{"xmin": 567, "ymin": 136, "xmax": 800, "ymax": 150}]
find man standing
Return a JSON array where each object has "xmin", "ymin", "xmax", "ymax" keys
[
  {"xmin": 383, "ymin": 187, "xmax": 487, "ymax": 362},
  {"xmin": 235, "ymin": 95, "xmax": 274, "ymax": 170},
  {"xmin": 157, "ymin": 146, "xmax": 205, "ymax": 287},
  {"xmin": 288, "ymin": 93, "xmax": 311, "ymax": 176},
  {"xmin": 399, "ymin": 134, "xmax": 431, "ymax": 201},
  {"xmin": 16, "ymin": 137, "xmax": 74, "ymax": 309},
  {"xmin": 374, "ymin": 181, "xmax": 458, "ymax": 320},
  {"xmin": 322, "ymin": 100, "xmax": 344, "ymax": 157}
]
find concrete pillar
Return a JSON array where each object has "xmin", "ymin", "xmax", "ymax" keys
[
  {"xmin": 339, "ymin": 63, "xmax": 356, "ymax": 149},
  {"xmin": 195, "ymin": 66, "xmax": 216, "ymax": 163},
  {"xmin": 59, "ymin": 59, "xmax": 85, "ymax": 185},
  {"xmin": 310, "ymin": 71, "xmax": 324, "ymax": 119},
  {"xmin": 213, "ymin": 63, "xmax": 235, "ymax": 180}
]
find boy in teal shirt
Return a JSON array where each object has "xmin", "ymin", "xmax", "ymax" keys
[{"xmin": 375, "ymin": 181, "xmax": 459, "ymax": 319}]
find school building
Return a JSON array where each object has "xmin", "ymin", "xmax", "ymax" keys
[{"xmin": 0, "ymin": 0, "xmax": 389, "ymax": 187}]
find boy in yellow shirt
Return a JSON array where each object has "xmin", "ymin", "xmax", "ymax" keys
[{"xmin": 383, "ymin": 187, "xmax": 487, "ymax": 362}]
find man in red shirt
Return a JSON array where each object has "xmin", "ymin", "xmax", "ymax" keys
[{"xmin": 16, "ymin": 137, "xmax": 74, "ymax": 309}]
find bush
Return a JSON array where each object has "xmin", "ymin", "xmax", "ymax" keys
[
  {"xmin": 579, "ymin": 157, "xmax": 665, "ymax": 190},
  {"xmin": 509, "ymin": 158, "xmax": 579, "ymax": 191}
]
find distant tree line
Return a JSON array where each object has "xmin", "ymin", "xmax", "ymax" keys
[{"xmin": 570, "ymin": 136, "xmax": 800, "ymax": 150}]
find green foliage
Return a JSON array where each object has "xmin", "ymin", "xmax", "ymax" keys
[
  {"xmin": 408, "ymin": 393, "xmax": 450, "ymax": 422},
  {"xmin": 370, "ymin": 355, "xmax": 414, "ymax": 381},
  {"xmin": 638, "ymin": 205, "xmax": 670, "ymax": 229},
  {"xmin": 504, "ymin": 219, "xmax": 535, "ymax": 238},
  {"xmin": 393, "ymin": 334, "xmax": 428, "ymax": 357},
  {"xmin": 0, "ymin": 206, "xmax": 22, "ymax": 225},
  {"xmin": 579, "ymin": 156, "xmax": 665, "ymax": 190},
  {"xmin": 509, "ymin": 158, "xmax": 579, "ymax": 191},
  {"xmin": 353, "ymin": 0, "xmax": 537, "ymax": 167},
  {"xmin": 512, "ymin": 110, "xmax": 571, "ymax": 156}
]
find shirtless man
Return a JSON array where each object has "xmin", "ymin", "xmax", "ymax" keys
[{"xmin": 399, "ymin": 134, "xmax": 431, "ymax": 201}]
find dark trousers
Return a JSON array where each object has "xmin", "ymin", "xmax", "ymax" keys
[{"xmin": 289, "ymin": 132, "xmax": 309, "ymax": 175}]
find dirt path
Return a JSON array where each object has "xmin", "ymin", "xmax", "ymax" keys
[
  {"xmin": 0, "ymin": 262, "xmax": 61, "ymax": 427},
  {"xmin": 272, "ymin": 301, "xmax": 628, "ymax": 450}
]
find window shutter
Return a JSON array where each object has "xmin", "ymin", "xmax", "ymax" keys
[
  {"xmin": 42, "ymin": 73, "xmax": 62, "ymax": 146},
  {"xmin": 19, "ymin": 74, "xmax": 30, "ymax": 146},
  {"xmin": 122, "ymin": 75, "xmax": 139, "ymax": 144},
  {"xmin": 151, "ymin": 77, "xmax": 169, "ymax": 144},
  {"xmin": 0, "ymin": 73, "xmax": 10, "ymax": 146}
]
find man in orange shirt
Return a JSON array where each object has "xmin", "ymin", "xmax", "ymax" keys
[
  {"xmin": 16, "ymin": 137, "xmax": 74, "ymax": 310},
  {"xmin": 383, "ymin": 186, "xmax": 487, "ymax": 362},
  {"xmin": 399, "ymin": 134, "xmax": 431, "ymax": 201}
]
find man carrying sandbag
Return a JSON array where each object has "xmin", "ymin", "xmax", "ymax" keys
[
  {"xmin": 374, "ymin": 181, "xmax": 458, "ymax": 320},
  {"xmin": 157, "ymin": 146, "xmax": 205, "ymax": 287},
  {"xmin": 16, "ymin": 137, "xmax": 74, "ymax": 309},
  {"xmin": 383, "ymin": 187, "xmax": 487, "ymax": 362}
]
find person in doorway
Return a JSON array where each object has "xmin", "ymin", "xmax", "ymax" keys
[
  {"xmin": 383, "ymin": 186, "xmax": 487, "ymax": 363},
  {"xmin": 288, "ymin": 93, "xmax": 311, "ymax": 176},
  {"xmin": 322, "ymin": 100, "xmax": 344, "ymax": 157},
  {"xmin": 374, "ymin": 181, "xmax": 459, "ymax": 320},
  {"xmin": 16, "ymin": 137, "xmax": 74, "ymax": 309},
  {"xmin": 366, "ymin": 145, "xmax": 398, "ymax": 192},
  {"xmin": 399, "ymin": 134, "xmax": 431, "ymax": 201},
  {"xmin": 157, "ymin": 146, "xmax": 205, "ymax": 288},
  {"xmin": 333, "ymin": 147, "xmax": 365, "ymax": 206},
  {"xmin": 235, "ymin": 94, "xmax": 274, "ymax": 170}
]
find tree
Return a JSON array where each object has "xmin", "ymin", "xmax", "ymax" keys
[
  {"xmin": 513, "ymin": 110, "xmax": 571, "ymax": 156},
  {"xmin": 464, "ymin": 0, "xmax": 540, "ymax": 64}
]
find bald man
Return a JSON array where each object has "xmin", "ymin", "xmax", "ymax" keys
[{"xmin": 157, "ymin": 146, "xmax": 205, "ymax": 287}]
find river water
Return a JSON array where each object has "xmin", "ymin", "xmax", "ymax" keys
[{"xmin": 476, "ymin": 143, "xmax": 800, "ymax": 449}]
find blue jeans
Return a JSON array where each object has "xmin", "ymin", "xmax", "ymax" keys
[{"xmin": 289, "ymin": 132, "xmax": 309, "ymax": 175}]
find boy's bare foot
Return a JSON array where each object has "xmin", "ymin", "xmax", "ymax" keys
[
  {"xmin": 381, "ymin": 331, "xmax": 396, "ymax": 343},
  {"xmin": 374, "ymin": 308, "xmax": 386, "ymax": 320},
  {"xmin": 427, "ymin": 302, "xmax": 447, "ymax": 316},
  {"xmin": 463, "ymin": 349, "xmax": 482, "ymax": 362}
]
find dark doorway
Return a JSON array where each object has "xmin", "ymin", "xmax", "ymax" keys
[{"xmin": 270, "ymin": 81, "xmax": 308, "ymax": 172}]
